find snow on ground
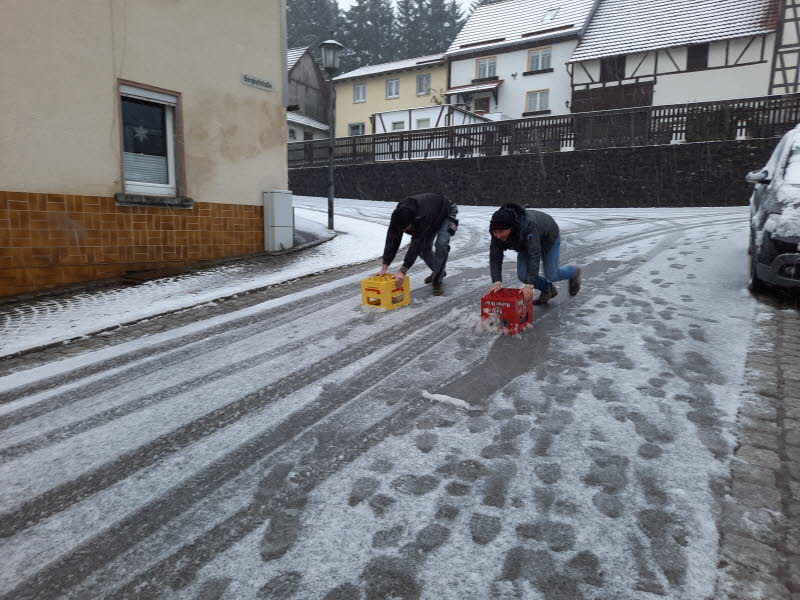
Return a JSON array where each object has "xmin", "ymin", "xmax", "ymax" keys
[
  {"xmin": 0, "ymin": 200, "xmax": 767, "ymax": 599},
  {"xmin": 0, "ymin": 202, "xmax": 393, "ymax": 358},
  {"xmin": 212, "ymin": 218, "xmax": 753, "ymax": 600}
]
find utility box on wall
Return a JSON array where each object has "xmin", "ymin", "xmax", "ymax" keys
[{"xmin": 263, "ymin": 190, "xmax": 294, "ymax": 252}]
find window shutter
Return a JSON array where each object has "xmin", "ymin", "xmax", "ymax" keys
[{"xmin": 123, "ymin": 153, "xmax": 169, "ymax": 184}]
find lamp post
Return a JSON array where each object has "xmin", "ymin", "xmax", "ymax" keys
[{"xmin": 320, "ymin": 39, "xmax": 343, "ymax": 231}]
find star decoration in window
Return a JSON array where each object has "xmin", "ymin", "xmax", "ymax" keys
[{"xmin": 133, "ymin": 125, "xmax": 150, "ymax": 142}]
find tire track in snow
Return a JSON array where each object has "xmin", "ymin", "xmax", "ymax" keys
[
  {"xmin": 0, "ymin": 215, "xmax": 743, "ymax": 530},
  {"xmin": 0, "ymin": 214, "xmax": 735, "ymax": 449},
  {"xmin": 0, "ymin": 219, "xmax": 489, "ymax": 443},
  {"xmin": 96, "ymin": 220, "xmax": 709, "ymax": 599},
  {"xmin": 0, "ymin": 263, "xmax": 503, "ymax": 537},
  {"xmin": 0, "ymin": 217, "xmax": 482, "ymax": 407},
  {"xmin": 0, "ymin": 209, "xmax": 722, "ymax": 407},
  {"xmin": 2, "ymin": 216, "xmax": 744, "ymax": 599}
]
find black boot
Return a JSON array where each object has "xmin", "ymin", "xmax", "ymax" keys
[
  {"xmin": 534, "ymin": 284, "xmax": 558, "ymax": 305},
  {"xmin": 569, "ymin": 268, "xmax": 581, "ymax": 296},
  {"xmin": 425, "ymin": 270, "xmax": 445, "ymax": 285}
]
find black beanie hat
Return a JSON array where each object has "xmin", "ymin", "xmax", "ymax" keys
[
  {"xmin": 490, "ymin": 207, "xmax": 516, "ymax": 231},
  {"xmin": 390, "ymin": 206, "xmax": 415, "ymax": 230}
]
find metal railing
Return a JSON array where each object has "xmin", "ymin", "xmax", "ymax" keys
[{"xmin": 288, "ymin": 93, "xmax": 800, "ymax": 168}]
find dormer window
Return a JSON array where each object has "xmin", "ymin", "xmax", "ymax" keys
[{"xmin": 542, "ymin": 8, "xmax": 559, "ymax": 22}]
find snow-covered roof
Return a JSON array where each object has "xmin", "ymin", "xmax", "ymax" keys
[
  {"xmin": 333, "ymin": 54, "xmax": 445, "ymax": 81},
  {"xmin": 446, "ymin": 0, "xmax": 598, "ymax": 56},
  {"xmin": 287, "ymin": 47, "xmax": 309, "ymax": 72},
  {"xmin": 570, "ymin": 0, "xmax": 779, "ymax": 62},
  {"xmin": 287, "ymin": 112, "xmax": 329, "ymax": 131}
]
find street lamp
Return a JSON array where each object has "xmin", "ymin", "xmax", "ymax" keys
[{"xmin": 320, "ymin": 39, "xmax": 344, "ymax": 231}]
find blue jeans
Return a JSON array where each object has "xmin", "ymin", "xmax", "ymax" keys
[
  {"xmin": 418, "ymin": 218, "xmax": 451, "ymax": 282},
  {"xmin": 516, "ymin": 236, "xmax": 577, "ymax": 292}
]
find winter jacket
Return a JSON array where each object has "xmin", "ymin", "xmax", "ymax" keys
[
  {"xmin": 382, "ymin": 193, "xmax": 457, "ymax": 269},
  {"xmin": 490, "ymin": 205, "xmax": 559, "ymax": 285}
]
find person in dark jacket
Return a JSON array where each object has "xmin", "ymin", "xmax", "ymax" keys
[
  {"xmin": 488, "ymin": 203, "xmax": 581, "ymax": 305},
  {"xmin": 377, "ymin": 193, "xmax": 458, "ymax": 296}
]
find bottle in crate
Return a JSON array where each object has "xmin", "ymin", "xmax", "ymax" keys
[
  {"xmin": 480, "ymin": 288, "xmax": 533, "ymax": 334},
  {"xmin": 361, "ymin": 275, "xmax": 411, "ymax": 310}
]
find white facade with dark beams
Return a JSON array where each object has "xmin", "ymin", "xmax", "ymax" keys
[
  {"xmin": 568, "ymin": 0, "xmax": 780, "ymax": 112},
  {"xmin": 444, "ymin": 0, "xmax": 602, "ymax": 120},
  {"xmin": 769, "ymin": 0, "xmax": 800, "ymax": 95}
]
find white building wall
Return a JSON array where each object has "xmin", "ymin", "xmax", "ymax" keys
[
  {"xmin": 572, "ymin": 35, "xmax": 775, "ymax": 106},
  {"xmin": 372, "ymin": 106, "xmax": 486, "ymax": 133},
  {"xmin": 653, "ymin": 36, "xmax": 774, "ymax": 104},
  {"xmin": 449, "ymin": 39, "xmax": 578, "ymax": 119}
]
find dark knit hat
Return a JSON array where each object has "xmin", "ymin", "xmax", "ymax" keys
[
  {"xmin": 489, "ymin": 207, "xmax": 516, "ymax": 231},
  {"xmin": 390, "ymin": 206, "xmax": 415, "ymax": 230}
]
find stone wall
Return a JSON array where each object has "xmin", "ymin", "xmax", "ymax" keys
[{"xmin": 290, "ymin": 139, "xmax": 779, "ymax": 207}]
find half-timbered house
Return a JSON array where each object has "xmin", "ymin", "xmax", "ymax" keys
[{"xmin": 568, "ymin": 0, "xmax": 781, "ymax": 111}]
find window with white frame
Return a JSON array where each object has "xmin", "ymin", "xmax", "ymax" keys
[
  {"xmin": 386, "ymin": 79, "xmax": 400, "ymax": 99},
  {"xmin": 416, "ymin": 118, "xmax": 431, "ymax": 129},
  {"xmin": 348, "ymin": 123, "xmax": 365, "ymax": 136},
  {"xmin": 476, "ymin": 57, "xmax": 497, "ymax": 79},
  {"xmin": 288, "ymin": 128, "xmax": 297, "ymax": 141},
  {"xmin": 416, "ymin": 73, "xmax": 431, "ymax": 96},
  {"xmin": 542, "ymin": 7, "xmax": 559, "ymax": 22},
  {"xmin": 391, "ymin": 121, "xmax": 405, "ymax": 130},
  {"xmin": 121, "ymin": 84, "xmax": 177, "ymax": 196},
  {"xmin": 528, "ymin": 47, "xmax": 552, "ymax": 72},
  {"xmin": 353, "ymin": 83, "xmax": 366, "ymax": 103},
  {"xmin": 526, "ymin": 89, "xmax": 550, "ymax": 112}
]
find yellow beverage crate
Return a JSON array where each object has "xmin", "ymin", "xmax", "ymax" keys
[{"xmin": 361, "ymin": 275, "xmax": 411, "ymax": 310}]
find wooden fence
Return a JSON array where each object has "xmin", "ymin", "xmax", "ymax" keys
[{"xmin": 287, "ymin": 93, "xmax": 800, "ymax": 168}]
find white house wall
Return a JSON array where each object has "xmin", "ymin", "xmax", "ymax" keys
[
  {"xmin": 449, "ymin": 39, "xmax": 578, "ymax": 119},
  {"xmin": 572, "ymin": 34, "xmax": 775, "ymax": 106},
  {"xmin": 373, "ymin": 106, "xmax": 485, "ymax": 133},
  {"xmin": 654, "ymin": 62, "xmax": 771, "ymax": 104}
]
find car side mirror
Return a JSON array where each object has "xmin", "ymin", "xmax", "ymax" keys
[{"xmin": 746, "ymin": 169, "xmax": 770, "ymax": 185}]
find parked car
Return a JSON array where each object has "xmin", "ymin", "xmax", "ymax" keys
[{"xmin": 746, "ymin": 125, "xmax": 800, "ymax": 293}]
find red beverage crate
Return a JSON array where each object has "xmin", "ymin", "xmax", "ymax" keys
[{"xmin": 480, "ymin": 288, "xmax": 533, "ymax": 334}]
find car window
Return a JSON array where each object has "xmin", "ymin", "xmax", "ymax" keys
[
  {"xmin": 784, "ymin": 142, "xmax": 800, "ymax": 185},
  {"xmin": 762, "ymin": 128, "xmax": 794, "ymax": 184}
]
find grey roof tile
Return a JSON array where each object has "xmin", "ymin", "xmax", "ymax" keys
[
  {"xmin": 571, "ymin": 0, "xmax": 778, "ymax": 62},
  {"xmin": 333, "ymin": 54, "xmax": 445, "ymax": 81},
  {"xmin": 447, "ymin": 0, "xmax": 597, "ymax": 55},
  {"xmin": 287, "ymin": 47, "xmax": 309, "ymax": 72}
]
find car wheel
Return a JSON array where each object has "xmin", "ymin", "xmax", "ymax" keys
[{"xmin": 748, "ymin": 256, "xmax": 766, "ymax": 294}]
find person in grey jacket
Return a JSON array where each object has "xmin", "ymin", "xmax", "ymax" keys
[
  {"xmin": 488, "ymin": 203, "xmax": 581, "ymax": 305},
  {"xmin": 377, "ymin": 193, "xmax": 458, "ymax": 296}
]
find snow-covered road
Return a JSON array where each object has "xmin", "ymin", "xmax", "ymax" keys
[{"xmin": 0, "ymin": 199, "xmax": 782, "ymax": 599}]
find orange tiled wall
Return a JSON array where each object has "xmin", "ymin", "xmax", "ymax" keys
[{"xmin": 0, "ymin": 191, "xmax": 264, "ymax": 297}]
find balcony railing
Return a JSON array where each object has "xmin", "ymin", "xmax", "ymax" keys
[{"xmin": 288, "ymin": 93, "xmax": 800, "ymax": 168}]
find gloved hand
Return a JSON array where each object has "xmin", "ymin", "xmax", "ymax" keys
[{"xmin": 447, "ymin": 219, "xmax": 458, "ymax": 236}]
